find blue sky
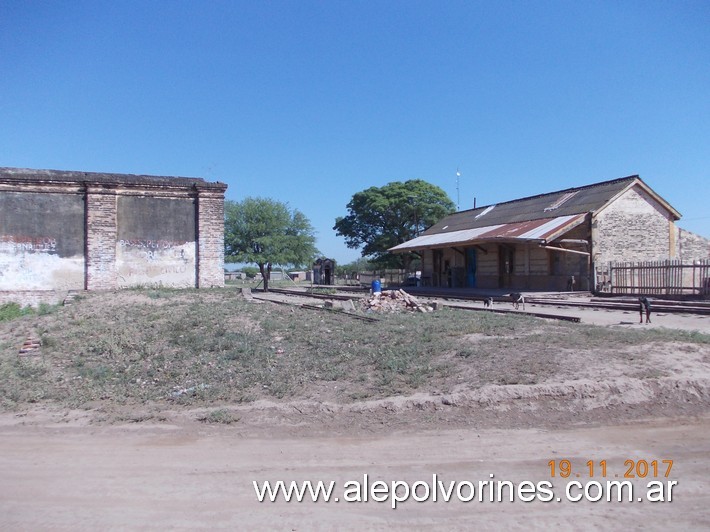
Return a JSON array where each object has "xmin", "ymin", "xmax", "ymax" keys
[{"xmin": 1, "ymin": 0, "xmax": 708, "ymax": 264}]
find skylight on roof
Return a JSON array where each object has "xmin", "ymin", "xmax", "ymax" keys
[
  {"xmin": 544, "ymin": 191, "xmax": 578, "ymax": 212},
  {"xmin": 475, "ymin": 205, "xmax": 495, "ymax": 219}
]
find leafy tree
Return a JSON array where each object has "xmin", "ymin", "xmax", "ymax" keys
[
  {"xmin": 334, "ymin": 180, "xmax": 455, "ymax": 269},
  {"xmin": 240, "ymin": 266, "xmax": 260, "ymax": 278},
  {"xmin": 224, "ymin": 197, "xmax": 318, "ymax": 291}
]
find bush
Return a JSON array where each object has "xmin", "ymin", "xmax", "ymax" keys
[{"xmin": 0, "ymin": 303, "xmax": 34, "ymax": 322}]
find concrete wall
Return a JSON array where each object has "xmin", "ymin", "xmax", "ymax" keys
[{"xmin": 0, "ymin": 168, "xmax": 227, "ymax": 297}]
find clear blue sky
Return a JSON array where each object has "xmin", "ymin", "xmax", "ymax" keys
[{"xmin": 2, "ymin": 0, "xmax": 708, "ymax": 264}]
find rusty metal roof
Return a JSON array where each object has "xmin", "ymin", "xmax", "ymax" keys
[
  {"xmin": 390, "ymin": 175, "xmax": 682, "ymax": 254},
  {"xmin": 390, "ymin": 213, "xmax": 587, "ymax": 252},
  {"xmin": 420, "ymin": 175, "xmax": 680, "ymax": 237}
]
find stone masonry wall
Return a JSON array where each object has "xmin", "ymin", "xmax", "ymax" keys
[
  {"xmin": 675, "ymin": 227, "xmax": 710, "ymax": 261},
  {"xmin": 592, "ymin": 185, "xmax": 673, "ymax": 265}
]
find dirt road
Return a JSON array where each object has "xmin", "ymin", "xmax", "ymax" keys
[{"xmin": 1, "ymin": 415, "xmax": 708, "ymax": 530}]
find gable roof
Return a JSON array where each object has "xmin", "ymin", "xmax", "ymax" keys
[{"xmin": 390, "ymin": 175, "xmax": 680, "ymax": 253}]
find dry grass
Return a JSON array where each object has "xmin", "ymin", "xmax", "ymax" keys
[{"xmin": 0, "ymin": 288, "xmax": 708, "ymax": 413}]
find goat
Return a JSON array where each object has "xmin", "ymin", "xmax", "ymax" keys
[
  {"xmin": 638, "ymin": 296, "xmax": 651, "ymax": 324},
  {"xmin": 509, "ymin": 292, "xmax": 525, "ymax": 310}
]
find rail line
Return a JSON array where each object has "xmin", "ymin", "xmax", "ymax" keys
[
  {"xmin": 441, "ymin": 303, "xmax": 581, "ymax": 322},
  {"xmin": 397, "ymin": 288, "xmax": 710, "ymax": 316},
  {"xmin": 252, "ymin": 288, "xmax": 582, "ymax": 323}
]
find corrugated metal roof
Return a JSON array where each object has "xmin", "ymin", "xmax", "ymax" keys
[
  {"xmin": 390, "ymin": 214, "xmax": 587, "ymax": 252},
  {"xmin": 422, "ymin": 176, "xmax": 652, "ymax": 236}
]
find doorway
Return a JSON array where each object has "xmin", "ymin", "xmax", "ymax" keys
[
  {"xmin": 466, "ymin": 248, "xmax": 477, "ymax": 287},
  {"xmin": 498, "ymin": 245, "xmax": 514, "ymax": 288}
]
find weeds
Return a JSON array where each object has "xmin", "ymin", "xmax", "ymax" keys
[
  {"xmin": 0, "ymin": 289, "xmax": 707, "ymax": 413},
  {"xmin": 197, "ymin": 408, "xmax": 240, "ymax": 424},
  {"xmin": 0, "ymin": 302, "xmax": 34, "ymax": 322},
  {"xmin": 0, "ymin": 302, "xmax": 60, "ymax": 322}
]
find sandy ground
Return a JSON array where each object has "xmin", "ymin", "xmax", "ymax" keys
[
  {"xmin": 1, "ymin": 415, "xmax": 708, "ymax": 530},
  {"xmin": 427, "ymin": 296, "xmax": 710, "ymax": 332},
  {"xmin": 519, "ymin": 302, "xmax": 710, "ymax": 332}
]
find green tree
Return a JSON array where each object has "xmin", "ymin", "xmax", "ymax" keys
[
  {"xmin": 225, "ymin": 197, "xmax": 318, "ymax": 291},
  {"xmin": 334, "ymin": 180, "xmax": 455, "ymax": 269}
]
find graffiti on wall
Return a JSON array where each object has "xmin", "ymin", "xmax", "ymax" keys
[
  {"xmin": 116, "ymin": 239, "xmax": 196, "ymax": 288},
  {"xmin": 0, "ymin": 235, "xmax": 84, "ymax": 290},
  {"xmin": 0, "ymin": 236, "xmax": 58, "ymax": 254}
]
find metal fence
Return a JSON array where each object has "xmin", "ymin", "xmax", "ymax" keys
[
  {"xmin": 356, "ymin": 270, "xmax": 410, "ymax": 288},
  {"xmin": 604, "ymin": 259, "xmax": 710, "ymax": 296}
]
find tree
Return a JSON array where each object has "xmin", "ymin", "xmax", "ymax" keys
[
  {"xmin": 334, "ymin": 180, "xmax": 455, "ymax": 270},
  {"xmin": 224, "ymin": 197, "xmax": 318, "ymax": 291}
]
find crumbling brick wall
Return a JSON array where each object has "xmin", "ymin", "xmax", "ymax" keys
[
  {"xmin": 85, "ymin": 187, "xmax": 118, "ymax": 290},
  {"xmin": 196, "ymin": 188, "xmax": 226, "ymax": 288},
  {"xmin": 0, "ymin": 168, "xmax": 227, "ymax": 296}
]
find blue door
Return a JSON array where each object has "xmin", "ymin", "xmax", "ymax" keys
[{"xmin": 466, "ymin": 248, "xmax": 477, "ymax": 287}]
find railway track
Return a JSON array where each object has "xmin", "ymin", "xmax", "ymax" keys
[
  {"xmin": 400, "ymin": 288, "xmax": 710, "ymax": 316},
  {"xmin": 441, "ymin": 303, "xmax": 581, "ymax": 322},
  {"xmin": 252, "ymin": 287, "xmax": 583, "ymax": 323}
]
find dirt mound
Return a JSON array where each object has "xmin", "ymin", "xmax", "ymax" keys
[{"xmin": 127, "ymin": 374, "xmax": 710, "ymax": 436}]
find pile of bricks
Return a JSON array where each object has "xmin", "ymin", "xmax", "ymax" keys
[
  {"xmin": 19, "ymin": 336, "xmax": 41, "ymax": 356},
  {"xmin": 363, "ymin": 289, "xmax": 434, "ymax": 313}
]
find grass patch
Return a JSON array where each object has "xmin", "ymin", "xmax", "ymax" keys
[
  {"xmin": 0, "ymin": 302, "xmax": 60, "ymax": 322},
  {"xmin": 0, "ymin": 302, "xmax": 34, "ymax": 322},
  {"xmin": 0, "ymin": 289, "xmax": 707, "ymax": 412},
  {"xmin": 197, "ymin": 408, "xmax": 240, "ymax": 424}
]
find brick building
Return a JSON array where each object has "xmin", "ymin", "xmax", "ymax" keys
[
  {"xmin": 0, "ymin": 167, "xmax": 227, "ymax": 300},
  {"xmin": 390, "ymin": 176, "xmax": 710, "ymax": 292}
]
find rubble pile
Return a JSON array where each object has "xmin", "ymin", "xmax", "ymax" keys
[{"xmin": 363, "ymin": 289, "xmax": 434, "ymax": 313}]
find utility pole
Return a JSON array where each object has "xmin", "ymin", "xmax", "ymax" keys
[{"xmin": 456, "ymin": 168, "xmax": 461, "ymax": 211}]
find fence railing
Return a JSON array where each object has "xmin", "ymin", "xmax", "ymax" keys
[
  {"xmin": 601, "ymin": 260, "xmax": 710, "ymax": 296},
  {"xmin": 357, "ymin": 270, "xmax": 410, "ymax": 288}
]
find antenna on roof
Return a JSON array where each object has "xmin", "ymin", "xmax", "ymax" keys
[{"xmin": 456, "ymin": 168, "xmax": 460, "ymax": 211}]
